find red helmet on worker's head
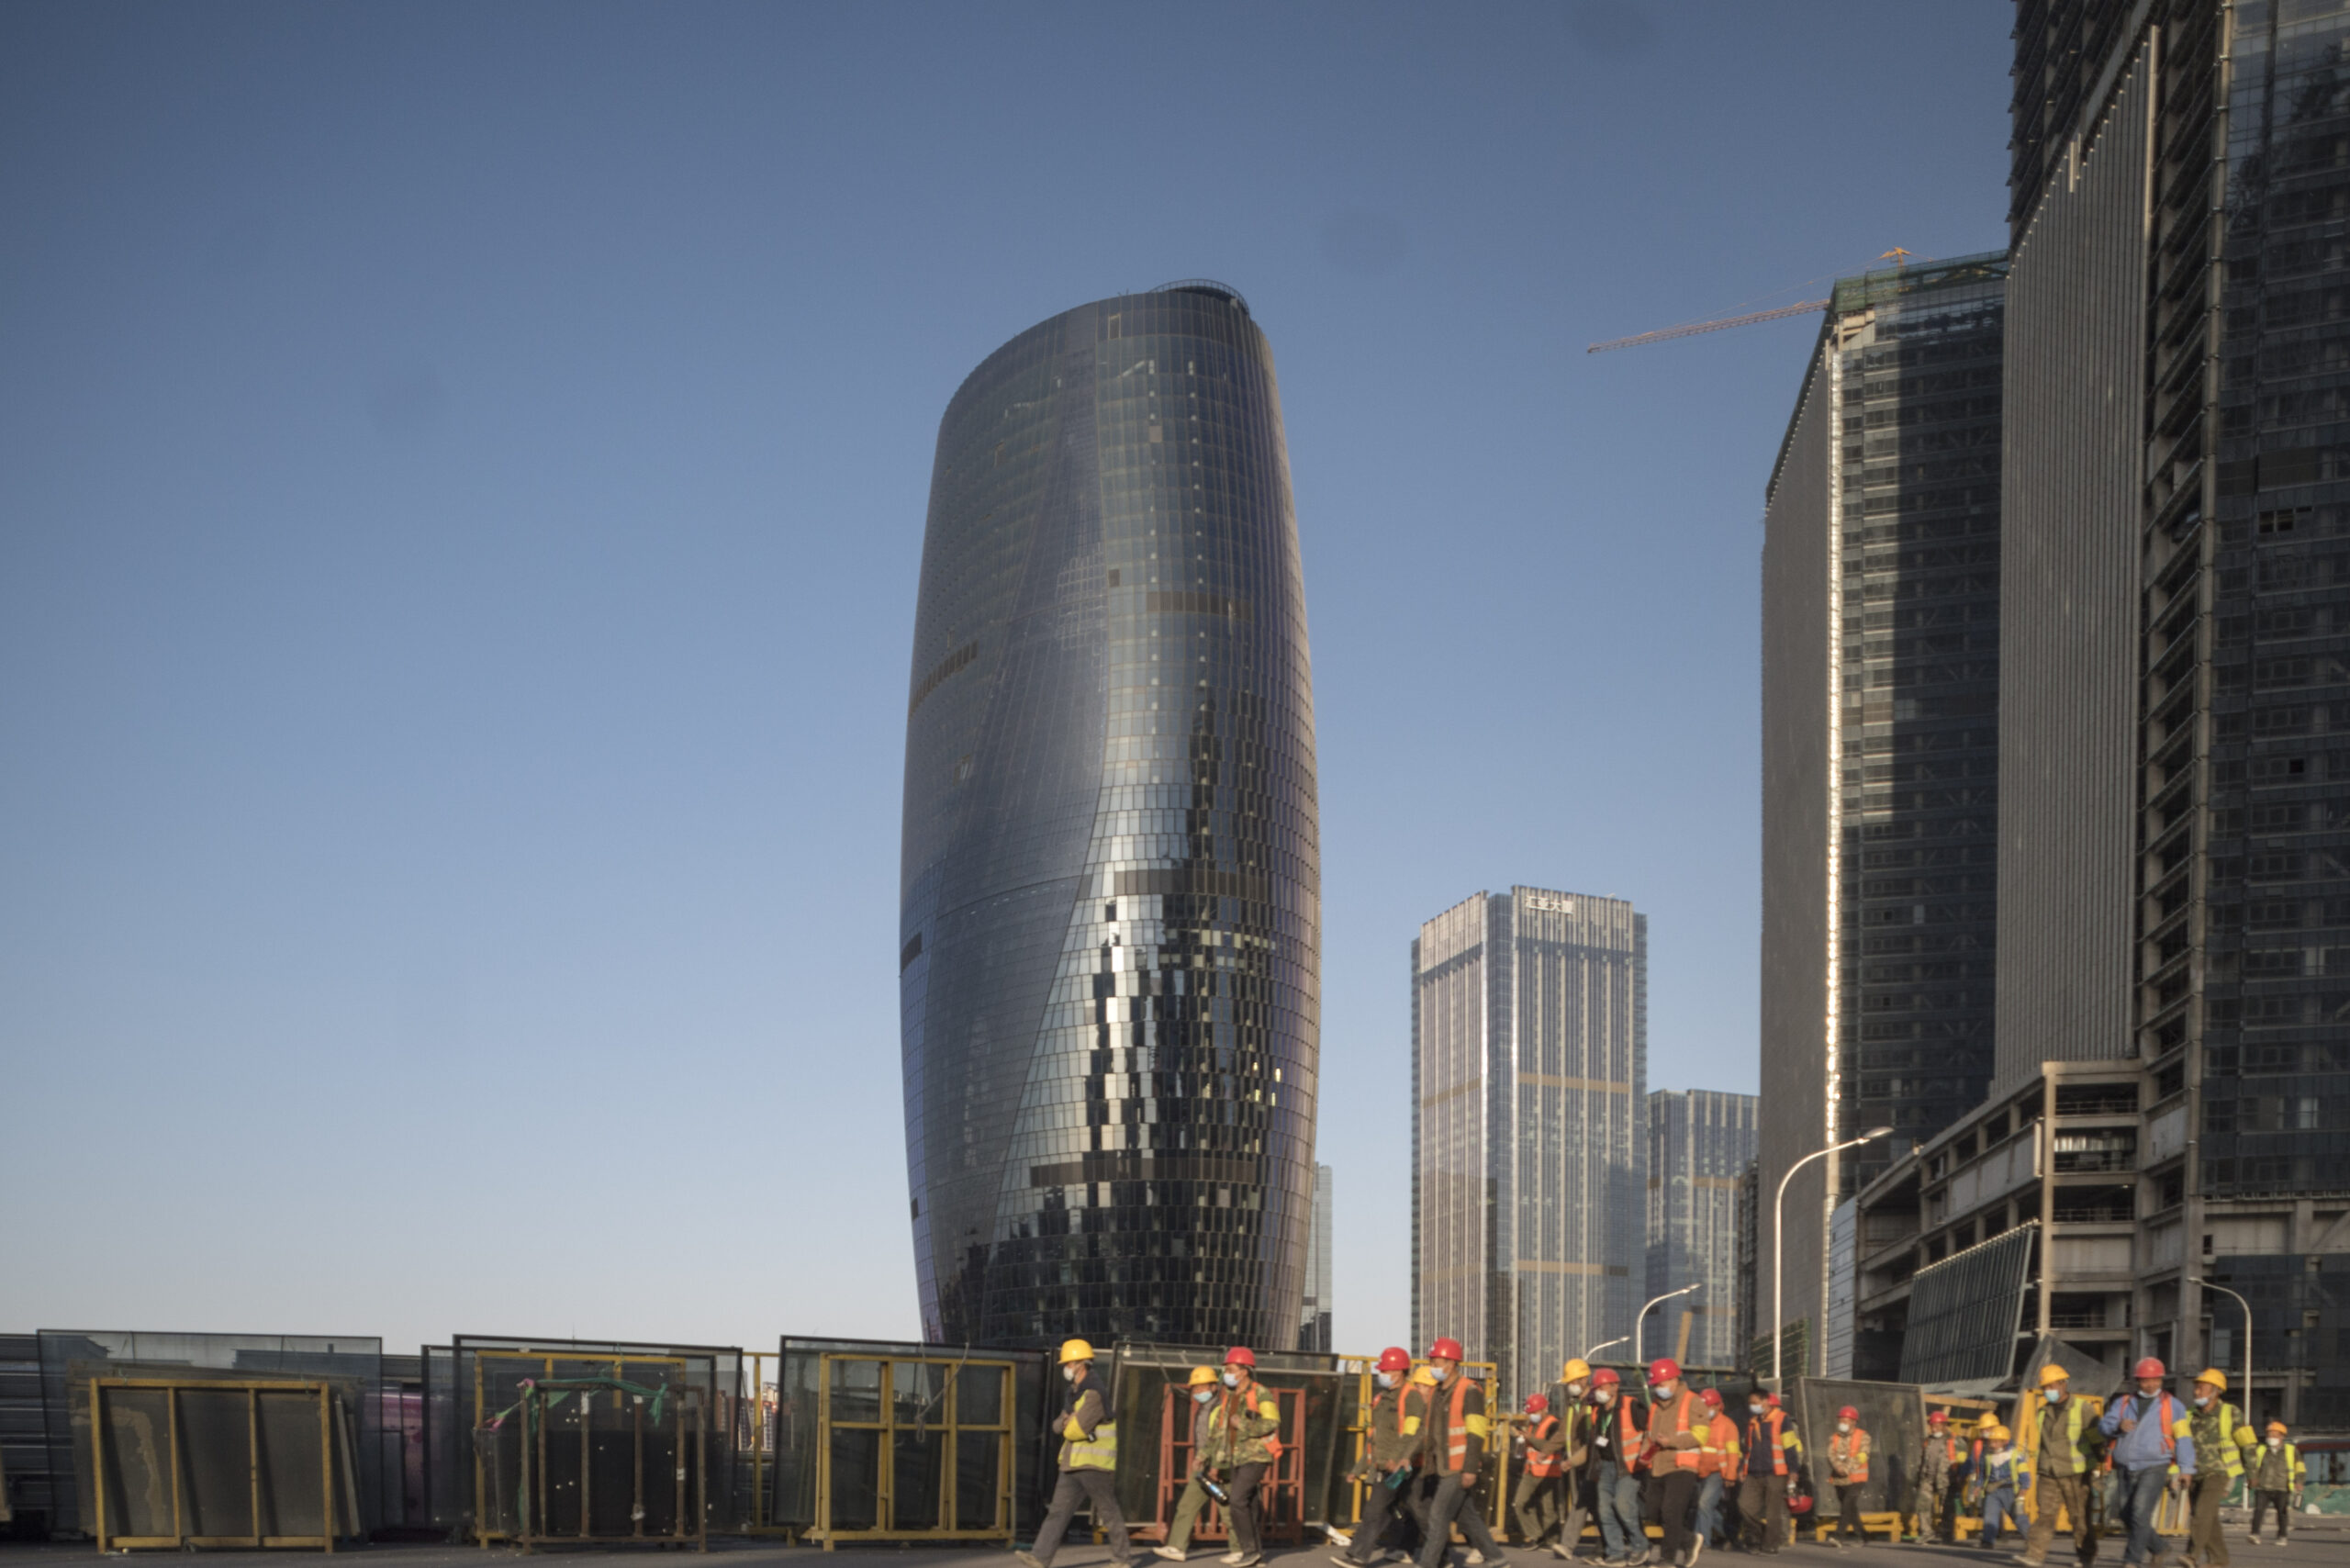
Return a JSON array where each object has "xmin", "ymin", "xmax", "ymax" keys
[
  {"xmin": 1376, "ymin": 1347, "xmax": 1412, "ymax": 1374},
  {"xmin": 1224, "ymin": 1346, "xmax": 1257, "ymax": 1368},
  {"xmin": 1699, "ymin": 1388, "xmax": 1722, "ymax": 1408},
  {"xmin": 1927, "ymin": 1410, "xmax": 1948, "ymax": 1425},
  {"xmin": 1838, "ymin": 1406, "xmax": 1860, "ymax": 1421},
  {"xmin": 1592, "ymin": 1368, "xmax": 1622, "ymax": 1387},
  {"xmin": 1525, "ymin": 1394, "xmax": 1550, "ymax": 1414},
  {"xmin": 1427, "ymin": 1337, "xmax": 1465, "ymax": 1362},
  {"xmin": 1764, "ymin": 1392, "xmax": 1782, "ymax": 1408},
  {"xmin": 1647, "ymin": 1358, "xmax": 1681, "ymax": 1385},
  {"xmin": 2132, "ymin": 1357, "xmax": 2165, "ymax": 1380}
]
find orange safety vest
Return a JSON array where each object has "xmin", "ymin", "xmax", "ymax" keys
[
  {"xmin": 1829, "ymin": 1427, "xmax": 1870, "ymax": 1485},
  {"xmin": 1438, "ymin": 1376, "xmax": 1483, "ymax": 1473},
  {"xmin": 1525, "ymin": 1413, "xmax": 1564, "ymax": 1478},
  {"xmin": 1645, "ymin": 1387, "xmax": 1704, "ymax": 1473},
  {"xmin": 1745, "ymin": 1409, "xmax": 1788, "ymax": 1478}
]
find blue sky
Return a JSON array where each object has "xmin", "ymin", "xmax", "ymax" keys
[{"xmin": 0, "ymin": 3, "xmax": 2011, "ymax": 1357}]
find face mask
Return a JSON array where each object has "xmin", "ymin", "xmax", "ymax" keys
[
  {"xmin": 1750, "ymin": 1404, "xmax": 1765, "ymax": 1417},
  {"xmin": 1565, "ymin": 1383, "xmax": 1585, "ymax": 1399},
  {"xmin": 1375, "ymin": 1372, "xmax": 1397, "ymax": 1390},
  {"xmin": 1837, "ymin": 1422, "xmax": 1852, "ymax": 1434},
  {"xmin": 2043, "ymin": 1389, "xmax": 2063, "ymax": 1404},
  {"xmin": 1429, "ymin": 1365, "xmax": 1450, "ymax": 1383},
  {"xmin": 1655, "ymin": 1383, "xmax": 1676, "ymax": 1399},
  {"xmin": 1595, "ymin": 1389, "xmax": 1614, "ymax": 1406},
  {"xmin": 1221, "ymin": 1371, "xmax": 1240, "ymax": 1388},
  {"xmin": 1061, "ymin": 1366, "xmax": 1077, "ymax": 1383},
  {"xmin": 2268, "ymin": 1438, "xmax": 2282, "ymax": 1450},
  {"xmin": 2194, "ymin": 1394, "xmax": 2210, "ymax": 1407},
  {"xmin": 1193, "ymin": 1389, "xmax": 1216, "ymax": 1405}
]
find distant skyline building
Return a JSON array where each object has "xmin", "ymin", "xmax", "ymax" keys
[
  {"xmin": 1759, "ymin": 251, "xmax": 2008, "ymax": 1375},
  {"xmin": 898, "ymin": 282, "xmax": 1322, "ymax": 1349},
  {"xmin": 1643, "ymin": 1089, "xmax": 1757, "ymax": 1371},
  {"xmin": 1413, "ymin": 888, "xmax": 1645, "ymax": 1400},
  {"xmin": 1299, "ymin": 1163, "xmax": 1333, "ymax": 1352}
]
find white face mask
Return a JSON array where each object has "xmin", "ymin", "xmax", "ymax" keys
[
  {"xmin": 1565, "ymin": 1382, "xmax": 1586, "ymax": 1399},
  {"xmin": 2268, "ymin": 1438, "xmax": 2282, "ymax": 1450},
  {"xmin": 2043, "ymin": 1389, "xmax": 2064, "ymax": 1404},
  {"xmin": 2194, "ymin": 1394, "xmax": 2211, "ymax": 1407},
  {"xmin": 1749, "ymin": 1405, "xmax": 1765, "ymax": 1417},
  {"xmin": 1595, "ymin": 1389, "xmax": 1615, "ymax": 1406},
  {"xmin": 1429, "ymin": 1364, "xmax": 1450, "ymax": 1383},
  {"xmin": 1375, "ymin": 1372, "xmax": 1397, "ymax": 1390},
  {"xmin": 1837, "ymin": 1422, "xmax": 1852, "ymax": 1434},
  {"xmin": 1193, "ymin": 1388, "xmax": 1215, "ymax": 1405},
  {"xmin": 1061, "ymin": 1366, "xmax": 1077, "ymax": 1383},
  {"xmin": 1654, "ymin": 1382, "xmax": 1677, "ymax": 1399},
  {"xmin": 1221, "ymin": 1371, "xmax": 1241, "ymax": 1388}
]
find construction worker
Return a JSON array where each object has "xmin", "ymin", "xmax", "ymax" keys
[
  {"xmin": 1334, "ymin": 1349, "xmax": 1424, "ymax": 1568},
  {"xmin": 2099, "ymin": 1358, "xmax": 2194, "ymax": 1568},
  {"xmin": 1022, "ymin": 1339, "xmax": 1134, "ymax": 1568},
  {"xmin": 1584, "ymin": 1367, "xmax": 1645, "ymax": 1566},
  {"xmin": 2180, "ymin": 1370, "xmax": 2243, "ymax": 1568},
  {"xmin": 1157, "ymin": 1368, "xmax": 1226, "ymax": 1562},
  {"xmin": 1822, "ymin": 1406, "xmax": 1869, "ymax": 1549},
  {"xmin": 1689, "ymin": 1388, "xmax": 1740, "ymax": 1552},
  {"xmin": 2014, "ymin": 1363, "xmax": 2102, "ymax": 1568},
  {"xmin": 1976, "ymin": 1426, "xmax": 2022, "ymax": 1554},
  {"xmin": 1735, "ymin": 1390, "xmax": 1795, "ymax": 1555},
  {"xmin": 1548, "ymin": 1359, "xmax": 1599, "ymax": 1562},
  {"xmin": 1515, "ymin": 1393, "xmax": 1570, "ymax": 1546},
  {"xmin": 1915, "ymin": 1409, "xmax": 1964, "ymax": 1544},
  {"xmin": 2245, "ymin": 1422, "xmax": 2303, "ymax": 1546},
  {"xmin": 1412, "ymin": 1338, "xmax": 1505, "ymax": 1568},
  {"xmin": 1634, "ymin": 1358, "xmax": 1706, "ymax": 1568},
  {"xmin": 1199, "ymin": 1347, "xmax": 1281, "ymax": 1568}
]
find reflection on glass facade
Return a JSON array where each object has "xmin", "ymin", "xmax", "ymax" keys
[
  {"xmin": 899, "ymin": 283, "xmax": 1321, "ymax": 1350},
  {"xmin": 1412, "ymin": 889, "xmax": 1644, "ymax": 1402},
  {"xmin": 1298, "ymin": 1164, "xmax": 1332, "ymax": 1352},
  {"xmin": 1642, "ymin": 1090, "xmax": 1757, "ymax": 1371}
]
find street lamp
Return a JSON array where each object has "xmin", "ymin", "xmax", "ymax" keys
[
  {"xmin": 2194, "ymin": 1277, "xmax": 2254, "ymax": 1425},
  {"xmin": 1583, "ymin": 1335, "xmax": 1630, "ymax": 1363},
  {"xmin": 1637, "ymin": 1282, "xmax": 1704, "ymax": 1365},
  {"xmin": 1772, "ymin": 1126, "xmax": 1893, "ymax": 1387}
]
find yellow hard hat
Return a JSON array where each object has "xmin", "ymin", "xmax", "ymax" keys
[
  {"xmin": 2037, "ymin": 1364, "xmax": 2070, "ymax": 1387},
  {"xmin": 2235, "ymin": 1426, "xmax": 2259, "ymax": 1447},
  {"xmin": 1412, "ymin": 1365, "xmax": 1438, "ymax": 1385},
  {"xmin": 1561, "ymin": 1358, "xmax": 1592, "ymax": 1383},
  {"xmin": 2193, "ymin": 1368, "xmax": 2227, "ymax": 1392},
  {"xmin": 1058, "ymin": 1338, "xmax": 1096, "ymax": 1365},
  {"xmin": 2266, "ymin": 1421, "xmax": 2287, "ymax": 1436},
  {"xmin": 1188, "ymin": 1365, "xmax": 1219, "ymax": 1386},
  {"xmin": 1985, "ymin": 1425, "xmax": 2010, "ymax": 1442}
]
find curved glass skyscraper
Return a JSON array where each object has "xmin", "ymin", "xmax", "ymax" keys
[{"xmin": 900, "ymin": 283, "xmax": 1320, "ymax": 1349}]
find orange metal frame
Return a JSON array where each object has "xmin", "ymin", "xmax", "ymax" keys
[{"xmin": 1138, "ymin": 1384, "xmax": 1306, "ymax": 1545}]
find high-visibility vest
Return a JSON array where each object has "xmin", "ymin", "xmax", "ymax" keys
[
  {"xmin": 1695, "ymin": 1413, "xmax": 1740, "ymax": 1478},
  {"xmin": 1828, "ymin": 1427, "xmax": 1870, "ymax": 1485},
  {"xmin": 2034, "ymin": 1397, "xmax": 2094, "ymax": 1475},
  {"xmin": 1744, "ymin": 1409, "xmax": 1789, "ymax": 1478},
  {"xmin": 2253, "ymin": 1441, "xmax": 2302, "ymax": 1491},
  {"xmin": 1645, "ymin": 1389, "xmax": 1703, "ymax": 1473},
  {"xmin": 1059, "ymin": 1383, "xmax": 1118, "ymax": 1472},
  {"xmin": 2189, "ymin": 1402, "xmax": 2243, "ymax": 1479},
  {"xmin": 1525, "ymin": 1414, "xmax": 1564, "ymax": 1478},
  {"xmin": 1436, "ymin": 1376, "xmax": 1491, "ymax": 1473}
]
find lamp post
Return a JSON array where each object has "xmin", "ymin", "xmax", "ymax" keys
[
  {"xmin": 2195, "ymin": 1276, "xmax": 2255, "ymax": 1425},
  {"xmin": 1583, "ymin": 1335, "xmax": 1630, "ymax": 1363},
  {"xmin": 1636, "ymin": 1282, "xmax": 1704, "ymax": 1365},
  {"xmin": 1772, "ymin": 1126, "xmax": 1893, "ymax": 1387}
]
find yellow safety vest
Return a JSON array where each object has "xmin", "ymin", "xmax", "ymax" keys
[{"xmin": 1060, "ymin": 1384, "xmax": 1118, "ymax": 1472}]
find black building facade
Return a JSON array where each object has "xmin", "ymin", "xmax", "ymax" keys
[{"xmin": 899, "ymin": 283, "xmax": 1321, "ymax": 1350}]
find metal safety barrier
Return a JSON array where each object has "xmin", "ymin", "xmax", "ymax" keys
[{"xmin": 90, "ymin": 1377, "xmax": 357, "ymax": 1552}]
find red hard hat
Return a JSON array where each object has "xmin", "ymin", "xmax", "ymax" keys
[
  {"xmin": 1428, "ymin": 1337, "xmax": 1465, "ymax": 1362},
  {"xmin": 1648, "ymin": 1358, "xmax": 1682, "ymax": 1383},
  {"xmin": 1699, "ymin": 1388, "xmax": 1722, "ymax": 1407},
  {"xmin": 1376, "ymin": 1347, "xmax": 1411, "ymax": 1373},
  {"xmin": 1839, "ymin": 1406, "xmax": 1860, "ymax": 1421},
  {"xmin": 1526, "ymin": 1394, "xmax": 1550, "ymax": 1414},
  {"xmin": 1788, "ymin": 1495, "xmax": 1814, "ymax": 1516},
  {"xmin": 2132, "ymin": 1357, "xmax": 2165, "ymax": 1379},
  {"xmin": 1592, "ymin": 1367, "xmax": 1622, "ymax": 1387},
  {"xmin": 1927, "ymin": 1410, "xmax": 1948, "ymax": 1424},
  {"xmin": 1224, "ymin": 1346, "xmax": 1256, "ymax": 1368},
  {"xmin": 1765, "ymin": 1392, "xmax": 1781, "ymax": 1408}
]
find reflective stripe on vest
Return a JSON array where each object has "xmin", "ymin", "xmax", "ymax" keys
[
  {"xmin": 1061, "ymin": 1385, "xmax": 1118, "ymax": 1472},
  {"xmin": 1746, "ymin": 1410, "xmax": 1787, "ymax": 1477},
  {"xmin": 1830, "ymin": 1428, "xmax": 1870, "ymax": 1485},
  {"xmin": 1443, "ymin": 1377, "xmax": 1476, "ymax": 1473},
  {"xmin": 1526, "ymin": 1413, "xmax": 1563, "ymax": 1477},
  {"xmin": 1649, "ymin": 1388, "xmax": 1702, "ymax": 1472}
]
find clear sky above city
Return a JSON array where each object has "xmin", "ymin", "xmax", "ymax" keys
[{"xmin": 1, "ymin": 2, "xmax": 2011, "ymax": 1358}]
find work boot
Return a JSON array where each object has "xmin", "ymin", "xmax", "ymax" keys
[
  {"xmin": 1157, "ymin": 1551, "xmax": 1188, "ymax": 1562},
  {"xmin": 1689, "ymin": 1540, "xmax": 1706, "ymax": 1568}
]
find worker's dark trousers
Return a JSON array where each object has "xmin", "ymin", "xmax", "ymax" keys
[
  {"xmin": 1414, "ymin": 1472, "xmax": 1502, "ymax": 1568},
  {"xmin": 2115, "ymin": 1466, "xmax": 2169, "ymax": 1566},
  {"xmin": 1834, "ymin": 1483, "xmax": 1863, "ymax": 1541},
  {"xmin": 2247, "ymin": 1490, "xmax": 2291, "ymax": 1542},
  {"xmin": 1032, "ymin": 1469, "xmax": 1133, "ymax": 1567},
  {"xmin": 1223, "ymin": 1462, "xmax": 1270, "ymax": 1557},
  {"xmin": 2020, "ymin": 1472, "xmax": 2093, "ymax": 1565},
  {"xmin": 1346, "ymin": 1473, "xmax": 1412, "ymax": 1565},
  {"xmin": 1735, "ymin": 1473, "xmax": 1788, "ymax": 1551},
  {"xmin": 1642, "ymin": 1468, "xmax": 1698, "ymax": 1562},
  {"xmin": 2188, "ymin": 1473, "xmax": 2229, "ymax": 1567}
]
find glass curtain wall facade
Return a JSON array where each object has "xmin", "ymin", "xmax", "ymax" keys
[
  {"xmin": 1298, "ymin": 1164, "xmax": 1333, "ymax": 1351},
  {"xmin": 899, "ymin": 282, "xmax": 1321, "ymax": 1350},
  {"xmin": 1642, "ymin": 1090, "xmax": 1758, "ymax": 1371},
  {"xmin": 2000, "ymin": 0, "xmax": 2349, "ymax": 1431},
  {"xmin": 1759, "ymin": 252, "xmax": 2007, "ymax": 1374},
  {"xmin": 1411, "ymin": 888, "xmax": 1645, "ymax": 1401}
]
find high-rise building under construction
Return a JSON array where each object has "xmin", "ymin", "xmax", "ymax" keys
[{"xmin": 898, "ymin": 283, "xmax": 1322, "ymax": 1349}]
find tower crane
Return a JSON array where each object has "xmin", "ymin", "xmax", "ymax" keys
[{"xmin": 1586, "ymin": 251, "xmax": 1913, "ymax": 354}]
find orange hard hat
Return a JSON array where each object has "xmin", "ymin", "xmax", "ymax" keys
[
  {"xmin": 1376, "ymin": 1347, "xmax": 1411, "ymax": 1374},
  {"xmin": 1428, "ymin": 1337, "xmax": 1465, "ymax": 1362}
]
